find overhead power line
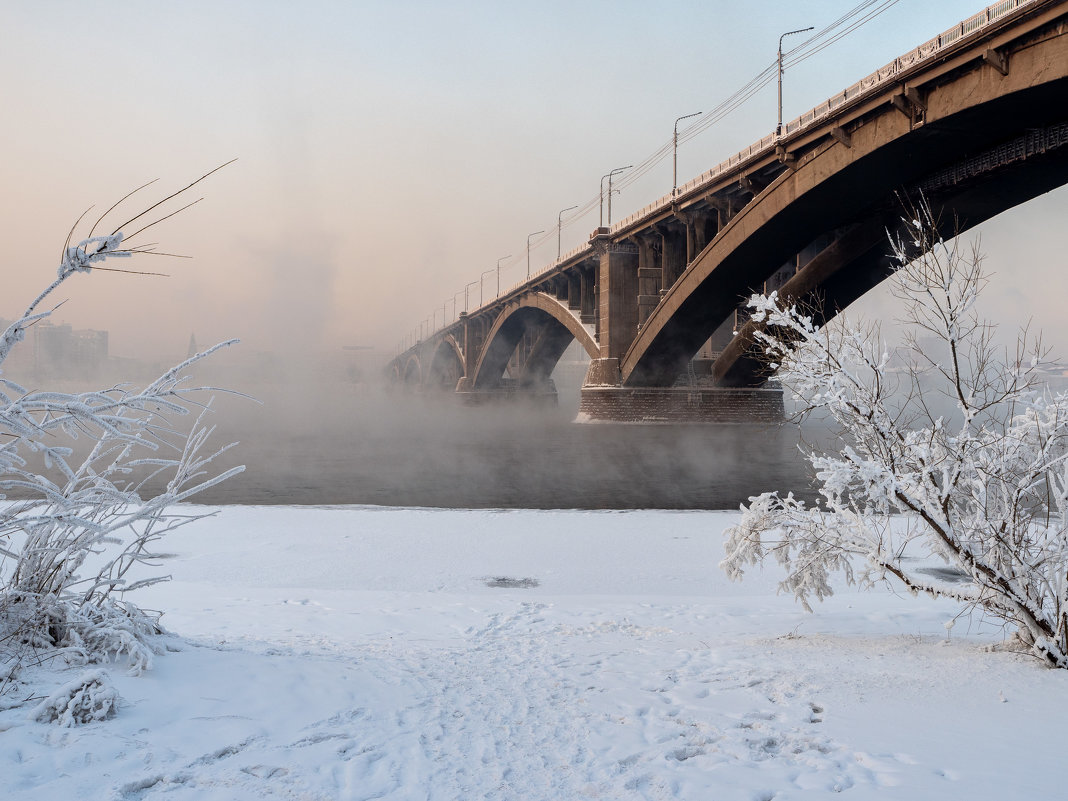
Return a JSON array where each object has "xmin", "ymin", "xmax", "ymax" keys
[{"xmin": 463, "ymin": 0, "xmax": 905, "ymax": 304}]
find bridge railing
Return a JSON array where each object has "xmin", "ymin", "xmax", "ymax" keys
[
  {"xmin": 405, "ymin": 0, "xmax": 1038, "ymax": 356},
  {"xmin": 611, "ymin": 0, "xmax": 1036, "ymax": 235}
]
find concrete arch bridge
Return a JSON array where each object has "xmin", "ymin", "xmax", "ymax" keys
[{"xmin": 389, "ymin": 0, "xmax": 1068, "ymax": 422}]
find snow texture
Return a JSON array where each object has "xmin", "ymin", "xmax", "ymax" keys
[{"xmin": 2, "ymin": 505, "xmax": 1065, "ymax": 800}]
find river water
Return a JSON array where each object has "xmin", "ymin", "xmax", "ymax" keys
[{"xmin": 192, "ymin": 382, "xmax": 821, "ymax": 510}]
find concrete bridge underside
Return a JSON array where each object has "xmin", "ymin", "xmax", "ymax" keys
[
  {"xmin": 464, "ymin": 293, "xmax": 598, "ymax": 395},
  {"xmin": 630, "ymin": 30, "xmax": 1068, "ymax": 388},
  {"xmin": 389, "ymin": 2, "xmax": 1068, "ymax": 422}
]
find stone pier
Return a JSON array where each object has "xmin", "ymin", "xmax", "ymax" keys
[{"xmin": 579, "ymin": 385, "xmax": 784, "ymax": 423}]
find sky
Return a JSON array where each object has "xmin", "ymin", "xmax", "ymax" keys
[{"xmin": 1, "ymin": 0, "xmax": 1064, "ymax": 367}]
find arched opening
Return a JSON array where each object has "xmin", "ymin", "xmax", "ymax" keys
[
  {"xmin": 472, "ymin": 294, "xmax": 598, "ymax": 396},
  {"xmin": 427, "ymin": 336, "xmax": 465, "ymax": 391},
  {"xmin": 624, "ymin": 72, "xmax": 1068, "ymax": 388}
]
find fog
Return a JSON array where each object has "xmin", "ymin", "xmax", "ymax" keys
[
  {"xmin": 2, "ymin": 1, "xmax": 1065, "ymax": 510},
  {"xmin": 180, "ymin": 363, "xmax": 818, "ymax": 510},
  {"xmin": 6, "ymin": 0, "xmax": 1065, "ymax": 365}
]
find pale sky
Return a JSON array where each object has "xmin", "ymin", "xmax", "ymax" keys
[{"xmin": 1, "ymin": 0, "xmax": 1064, "ymax": 365}]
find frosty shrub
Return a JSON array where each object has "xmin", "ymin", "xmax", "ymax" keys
[
  {"xmin": 722, "ymin": 204, "xmax": 1068, "ymax": 669},
  {"xmin": 0, "ymin": 168, "xmax": 243, "ymax": 697},
  {"xmin": 30, "ymin": 669, "xmax": 119, "ymax": 726}
]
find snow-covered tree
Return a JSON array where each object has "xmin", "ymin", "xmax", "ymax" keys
[
  {"xmin": 0, "ymin": 169, "xmax": 243, "ymax": 697},
  {"xmin": 722, "ymin": 203, "xmax": 1068, "ymax": 669}
]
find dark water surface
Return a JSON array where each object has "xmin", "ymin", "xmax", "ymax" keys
[{"xmin": 193, "ymin": 384, "xmax": 820, "ymax": 510}]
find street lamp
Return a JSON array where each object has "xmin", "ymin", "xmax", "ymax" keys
[
  {"xmin": 600, "ymin": 166, "xmax": 631, "ymax": 227},
  {"xmin": 480, "ymin": 268, "xmax": 495, "ymax": 305},
  {"xmin": 527, "ymin": 230, "xmax": 544, "ymax": 279},
  {"xmin": 607, "ymin": 167, "xmax": 632, "ymax": 226},
  {"xmin": 673, "ymin": 112, "xmax": 702, "ymax": 197},
  {"xmin": 496, "ymin": 254, "xmax": 511, "ymax": 297},
  {"xmin": 464, "ymin": 280, "xmax": 478, "ymax": 313},
  {"xmin": 557, "ymin": 205, "xmax": 578, "ymax": 259},
  {"xmin": 778, "ymin": 26, "xmax": 814, "ymax": 138}
]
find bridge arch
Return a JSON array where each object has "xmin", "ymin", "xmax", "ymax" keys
[
  {"xmin": 426, "ymin": 334, "xmax": 465, "ymax": 390},
  {"xmin": 402, "ymin": 354, "xmax": 422, "ymax": 387},
  {"xmin": 471, "ymin": 293, "xmax": 598, "ymax": 390},
  {"xmin": 623, "ymin": 26, "xmax": 1068, "ymax": 388}
]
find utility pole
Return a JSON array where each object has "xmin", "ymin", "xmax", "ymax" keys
[
  {"xmin": 600, "ymin": 166, "xmax": 631, "ymax": 228},
  {"xmin": 527, "ymin": 230, "xmax": 544, "ymax": 279},
  {"xmin": 557, "ymin": 205, "xmax": 578, "ymax": 259},
  {"xmin": 480, "ymin": 268, "xmax": 495, "ymax": 306},
  {"xmin": 778, "ymin": 26, "xmax": 813, "ymax": 137},
  {"xmin": 607, "ymin": 166, "xmax": 631, "ymax": 226},
  {"xmin": 496, "ymin": 254, "xmax": 511, "ymax": 297},
  {"xmin": 673, "ymin": 112, "xmax": 702, "ymax": 196}
]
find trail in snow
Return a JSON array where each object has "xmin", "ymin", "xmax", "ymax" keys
[{"xmin": 3, "ymin": 506, "xmax": 1065, "ymax": 801}]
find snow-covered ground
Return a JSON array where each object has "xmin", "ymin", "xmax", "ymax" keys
[{"xmin": 3, "ymin": 505, "xmax": 1065, "ymax": 800}]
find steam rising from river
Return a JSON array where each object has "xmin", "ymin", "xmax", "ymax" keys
[{"xmin": 191, "ymin": 361, "xmax": 819, "ymax": 509}]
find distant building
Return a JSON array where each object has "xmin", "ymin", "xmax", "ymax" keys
[{"xmin": 0, "ymin": 318, "xmax": 108, "ymax": 380}]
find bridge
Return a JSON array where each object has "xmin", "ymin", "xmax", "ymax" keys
[{"xmin": 388, "ymin": 0, "xmax": 1068, "ymax": 422}]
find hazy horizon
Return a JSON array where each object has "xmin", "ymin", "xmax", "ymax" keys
[{"xmin": 2, "ymin": 0, "xmax": 1064, "ymax": 370}]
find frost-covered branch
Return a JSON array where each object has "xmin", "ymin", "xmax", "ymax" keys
[
  {"xmin": 723, "ymin": 201, "xmax": 1068, "ymax": 669},
  {"xmin": 0, "ymin": 171, "xmax": 243, "ymax": 701}
]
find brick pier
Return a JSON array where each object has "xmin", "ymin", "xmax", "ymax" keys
[{"xmin": 579, "ymin": 385, "xmax": 784, "ymax": 423}]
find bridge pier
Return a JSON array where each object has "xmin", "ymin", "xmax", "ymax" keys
[
  {"xmin": 456, "ymin": 381, "xmax": 559, "ymax": 407},
  {"xmin": 578, "ymin": 385, "xmax": 784, "ymax": 424},
  {"xmin": 592, "ymin": 231, "xmax": 639, "ymax": 361},
  {"xmin": 392, "ymin": 2, "xmax": 1068, "ymax": 427}
]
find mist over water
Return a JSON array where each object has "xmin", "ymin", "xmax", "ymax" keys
[{"xmin": 194, "ymin": 378, "xmax": 819, "ymax": 510}]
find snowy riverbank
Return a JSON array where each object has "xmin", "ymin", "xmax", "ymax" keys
[{"xmin": 3, "ymin": 505, "xmax": 1065, "ymax": 800}]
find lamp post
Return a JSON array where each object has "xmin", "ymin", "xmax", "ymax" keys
[
  {"xmin": 598, "ymin": 166, "xmax": 627, "ymax": 228},
  {"xmin": 600, "ymin": 166, "xmax": 631, "ymax": 227},
  {"xmin": 527, "ymin": 230, "xmax": 544, "ymax": 279},
  {"xmin": 673, "ymin": 112, "xmax": 702, "ymax": 196},
  {"xmin": 464, "ymin": 280, "xmax": 477, "ymax": 313},
  {"xmin": 607, "ymin": 166, "xmax": 632, "ymax": 226},
  {"xmin": 777, "ymin": 26, "xmax": 813, "ymax": 138},
  {"xmin": 480, "ymin": 268, "xmax": 495, "ymax": 305},
  {"xmin": 496, "ymin": 254, "xmax": 511, "ymax": 297},
  {"xmin": 557, "ymin": 205, "xmax": 578, "ymax": 259}
]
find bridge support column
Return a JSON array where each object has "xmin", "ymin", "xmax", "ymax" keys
[
  {"xmin": 659, "ymin": 223, "xmax": 686, "ymax": 291},
  {"xmin": 579, "ymin": 263, "xmax": 596, "ymax": 324},
  {"xmin": 552, "ymin": 276, "xmax": 568, "ymax": 302},
  {"xmin": 579, "ymin": 385, "xmax": 784, "ymax": 423},
  {"xmin": 567, "ymin": 272, "xmax": 581, "ymax": 310},
  {"xmin": 636, "ymin": 233, "xmax": 661, "ymax": 327},
  {"xmin": 455, "ymin": 312, "xmax": 476, "ymax": 392},
  {"xmin": 691, "ymin": 209, "xmax": 717, "ymax": 256},
  {"xmin": 592, "ymin": 232, "xmax": 639, "ymax": 361}
]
